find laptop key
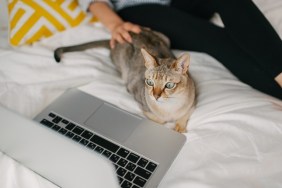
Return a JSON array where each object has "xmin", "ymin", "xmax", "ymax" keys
[
  {"xmin": 86, "ymin": 142, "xmax": 96, "ymax": 150},
  {"xmin": 61, "ymin": 119, "xmax": 69, "ymax": 124},
  {"xmin": 110, "ymin": 154, "xmax": 120, "ymax": 163},
  {"xmin": 117, "ymin": 158, "xmax": 128, "ymax": 167},
  {"xmin": 40, "ymin": 119, "xmax": 54, "ymax": 128},
  {"xmin": 48, "ymin": 113, "xmax": 56, "ymax": 118},
  {"xmin": 65, "ymin": 132, "xmax": 74, "ymax": 138},
  {"xmin": 72, "ymin": 135, "xmax": 82, "ymax": 142},
  {"xmin": 133, "ymin": 176, "xmax": 146, "ymax": 187},
  {"xmin": 126, "ymin": 162, "xmax": 136, "ymax": 171},
  {"xmin": 51, "ymin": 125, "xmax": 61, "ymax": 131},
  {"xmin": 65, "ymin": 123, "xmax": 75, "ymax": 131},
  {"xmin": 121, "ymin": 180, "xmax": 132, "ymax": 188},
  {"xmin": 52, "ymin": 116, "xmax": 62, "ymax": 124},
  {"xmin": 72, "ymin": 126, "xmax": 84, "ymax": 135},
  {"xmin": 117, "ymin": 167, "xmax": 127, "ymax": 177},
  {"xmin": 94, "ymin": 146, "xmax": 104, "ymax": 153},
  {"xmin": 117, "ymin": 148, "xmax": 130, "ymax": 158},
  {"xmin": 79, "ymin": 139, "xmax": 89, "ymax": 146},
  {"xmin": 137, "ymin": 158, "xmax": 148, "ymax": 168},
  {"xmin": 91, "ymin": 135, "xmax": 120, "ymax": 153},
  {"xmin": 127, "ymin": 153, "xmax": 140, "ymax": 163},
  {"xmin": 134, "ymin": 167, "xmax": 151, "ymax": 179},
  {"xmin": 146, "ymin": 162, "xmax": 157, "ymax": 172},
  {"xmin": 102, "ymin": 150, "xmax": 112, "ymax": 158},
  {"xmin": 125, "ymin": 171, "xmax": 135, "ymax": 181},
  {"xmin": 58, "ymin": 128, "xmax": 67, "ymax": 135},
  {"xmin": 40, "ymin": 119, "xmax": 54, "ymax": 127},
  {"xmin": 81, "ymin": 130, "xmax": 93, "ymax": 139}
]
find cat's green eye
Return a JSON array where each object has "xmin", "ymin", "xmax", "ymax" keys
[
  {"xmin": 145, "ymin": 79, "xmax": 154, "ymax": 86},
  {"xmin": 165, "ymin": 82, "xmax": 176, "ymax": 89}
]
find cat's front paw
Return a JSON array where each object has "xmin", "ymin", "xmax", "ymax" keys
[{"xmin": 174, "ymin": 124, "xmax": 187, "ymax": 133}]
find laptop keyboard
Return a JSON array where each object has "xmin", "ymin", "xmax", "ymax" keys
[{"xmin": 39, "ymin": 112, "xmax": 158, "ymax": 188}]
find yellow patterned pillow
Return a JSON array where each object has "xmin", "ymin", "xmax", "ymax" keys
[{"xmin": 8, "ymin": 0, "xmax": 98, "ymax": 46}]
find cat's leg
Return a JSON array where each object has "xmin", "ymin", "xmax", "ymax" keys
[
  {"xmin": 174, "ymin": 106, "xmax": 195, "ymax": 133},
  {"xmin": 143, "ymin": 111, "xmax": 166, "ymax": 125},
  {"xmin": 174, "ymin": 112, "xmax": 192, "ymax": 133}
]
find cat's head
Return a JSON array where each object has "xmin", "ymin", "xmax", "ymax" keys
[{"xmin": 141, "ymin": 48, "xmax": 191, "ymax": 102}]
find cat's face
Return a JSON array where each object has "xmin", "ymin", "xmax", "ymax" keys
[
  {"xmin": 145, "ymin": 67, "xmax": 185, "ymax": 102},
  {"xmin": 141, "ymin": 49, "xmax": 190, "ymax": 102}
]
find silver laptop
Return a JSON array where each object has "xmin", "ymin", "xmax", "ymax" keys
[
  {"xmin": 0, "ymin": 104, "xmax": 119, "ymax": 188},
  {"xmin": 4, "ymin": 88, "xmax": 186, "ymax": 188}
]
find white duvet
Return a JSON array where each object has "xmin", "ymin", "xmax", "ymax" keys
[{"xmin": 1, "ymin": 0, "xmax": 282, "ymax": 188}]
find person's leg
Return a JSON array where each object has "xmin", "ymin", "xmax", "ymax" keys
[
  {"xmin": 171, "ymin": 0, "xmax": 282, "ymax": 89},
  {"xmin": 170, "ymin": 0, "xmax": 215, "ymax": 20},
  {"xmin": 118, "ymin": 4, "xmax": 282, "ymax": 99},
  {"xmin": 171, "ymin": 0, "xmax": 282, "ymax": 80},
  {"xmin": 210, "ymin": 0, "xmax": 282, "ymax": 80},
  {"xmin": 118, "ymin": 4, "xmax": 233, "ymax": 57}
]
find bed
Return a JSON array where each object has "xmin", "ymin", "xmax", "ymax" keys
[{"xmin": 1, "ymin": 0, "xmax": 282, "ymax": 187}]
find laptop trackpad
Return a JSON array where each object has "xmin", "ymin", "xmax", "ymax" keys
[{"xmin": 84, "ymin": 103, "xmax": 142, "ymax": 143}]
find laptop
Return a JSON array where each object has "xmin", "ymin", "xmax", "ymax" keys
[
  {"xmin": 0, "ymin": 104, "xmax": 119, "ymax": 188},
  {"xmin": 2, "ymin": 88, "xmax": 186, "ymax": 188}
]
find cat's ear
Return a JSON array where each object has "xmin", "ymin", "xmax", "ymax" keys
[
  {"xmin": 141, "ymin": 48, "xmax": 158, "ymax": 69},
  {"xmin": 173, "ymin": 53, "xmax": 190, "ymax": 74}
]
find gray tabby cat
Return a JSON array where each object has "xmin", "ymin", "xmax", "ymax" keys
[{"xmin": 54, "ymin": 28, "xmax": 196, "ymax": 133}]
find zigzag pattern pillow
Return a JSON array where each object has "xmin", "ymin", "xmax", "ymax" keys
[{"xmin": 8, "ymin": 0, "xmax": 97, "ymax": 46}]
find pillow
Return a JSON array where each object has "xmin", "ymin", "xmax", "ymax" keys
[{"xmin": 8, "ymin": 0, "xmax": 98, "ymax": 46}]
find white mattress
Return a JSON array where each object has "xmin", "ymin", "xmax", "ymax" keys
[{"xmin": 1, "ymin": 1, "xmax": 282, "ymax": 188}]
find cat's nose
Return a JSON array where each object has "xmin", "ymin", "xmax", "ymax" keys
[
  {"xmin": 153, "ymin": 88, "xmax": 162, "ymax": 100},
  {"xmin": 154, "ymin": 94, "xmax": 161, "ymax": 100}
]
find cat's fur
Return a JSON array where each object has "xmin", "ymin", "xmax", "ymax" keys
[{"xmin": 54, "ymin": 28, "xmax": 196, "ymax": 133}]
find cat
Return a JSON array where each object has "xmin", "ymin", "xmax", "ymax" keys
[{"xmin": 54, "ymin": 28, "xmax": 196, "ymax": 133}]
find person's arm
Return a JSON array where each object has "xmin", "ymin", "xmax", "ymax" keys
[{"xmin": 88, "ymin": 2, "xmax": 141, "ymax": 48}]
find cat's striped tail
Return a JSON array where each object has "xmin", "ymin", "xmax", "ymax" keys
[{"xmin": 54, "ymin": 40, "xmax": 110, "ymax": 63}]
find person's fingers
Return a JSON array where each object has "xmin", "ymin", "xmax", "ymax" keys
[
  {"xmin": 132, "ymin": 25, "xmax": 141, "ymax": 33},
  {"xmin": 114, "ymin": 34, "xmax": 125, "ymax": 44},
  {"xmin": 110, "ymin": 35, "xmax": 124, "ymax": 48},
  {"xmin": 110, "ymin": 22, "xmax": 142, "ymax": 47},
  {"xmin": 114, "ymin": 27, "xmax": 132, "ymax": 43},
  {"xmin": 121, "ymin": 31, "xmax": 132, "ymax": 43},
  {"xmin": 123, "ymin": 22, "xmax": 141, "ymax": 33}
]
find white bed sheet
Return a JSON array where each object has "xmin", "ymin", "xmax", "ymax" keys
[{"xmin": 1, "ymin": 1, "xmax": 282, "ymax": 188}]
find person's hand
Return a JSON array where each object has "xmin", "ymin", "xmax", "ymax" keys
[{"xmin": 110, "ymin": 22, "xmax": 141, "ymax": 48}]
